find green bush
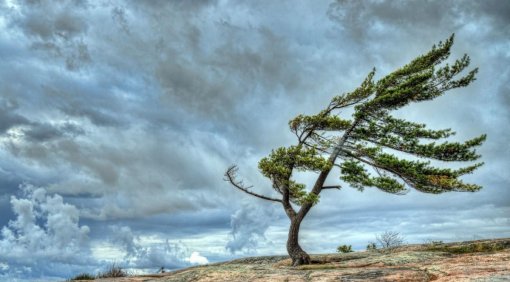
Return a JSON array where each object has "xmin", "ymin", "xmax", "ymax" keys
[
  {"xmin": 366, "ymin": 242, "xmax": 377, "ymax": 251},
  {"xmin": 337, "ymin": 244, "xmax": 353, "ymax": 253},
  {"xmin": 68, "ymin": 273, "xmax": 95, "ymax": 280}
]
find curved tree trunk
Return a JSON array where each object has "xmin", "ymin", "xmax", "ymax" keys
[{"xmin": 287, "ymin": 217, "xmax": 311, "ymax": 266}]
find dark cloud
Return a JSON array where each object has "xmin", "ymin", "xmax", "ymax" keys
[
  {"xmin": 0, "ymin": 100, "xmax": 30, "ymax": 134},
  {"xmin": 328, "ymin": 0, "xmax": 510, "ymax": 40},
  {"xmin": 4, "ymin": 0, "xmax": 91, "ymax": 70},
  {"xmin": 21, "ymin": 122, "xmax": 84, "ymax": 142},
  {"xmin": 60, "ymin": 104, "xmax": 125, "ymax": 127},
  {"xmin": 14, "ymin": 0, "xmax": 89, "ymax": 39}
]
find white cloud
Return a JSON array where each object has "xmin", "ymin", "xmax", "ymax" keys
[
  {"xmin": 0, "ymin": 184, "xmax": 92, "ymax": 280},
  {"xmin": 0, "ymin": 184, "xmax": 90, "ymax": 262},
  {"xmin": 186, "ymin": 252, "xmax": 209, "ymax": 265},
  {"xmin": 107, "ymin": 225, "xmax": 210, "ymax": 270}
]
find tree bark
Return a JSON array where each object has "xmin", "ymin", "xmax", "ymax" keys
[
  {"xmin": 286, "ymin": 119, "xmax": 362, "ymax": 266},
  {"xmin": 287, "ymin": 216, "xmax": 310, "ymax": 266}
]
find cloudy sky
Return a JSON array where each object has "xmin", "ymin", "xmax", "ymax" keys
[{"xmin": 0, "ymin": 0, "xmax": 509, "ymax": 280}]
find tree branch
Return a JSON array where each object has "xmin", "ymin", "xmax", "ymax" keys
[
  {"xmin": 340, "ymin": 154, "xmax": 412, "ymax": 193},
  {"xmin": 224, "ymin": 165, "xmax": 282, "ymax": 203},
  {"xmin": 295, "ymin": 118, "xmax": 363, "ymax": 220},
  {"xmin": 297, "ymin": 105, "xmax": 336, "ymax": 145},
  {"xmin": 281, "ymin": 182, "xmax": 297, "ymax": 218},
  {"xmin": 322, "ymin": 185, "xmax": 341, "ymax": 190}
]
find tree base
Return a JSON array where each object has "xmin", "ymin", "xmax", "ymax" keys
[{"xmin": 291, "ymin": 252, "xmax": 311, "ymax": 266}]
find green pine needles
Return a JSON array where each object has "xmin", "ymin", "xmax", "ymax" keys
[
  {"xmin": 225, "ymin": 35, "xmax": 485, "ymax": 265},
  {"xmin": 228, "ymin": 34, "xmax": 485, "ymax": 207}
]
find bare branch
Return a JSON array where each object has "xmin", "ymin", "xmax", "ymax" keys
[
  {"xmin": 332, "ymin": 99, "xmax": 366, "ymax": 110},
  {"xmin": 224, "ymin": 165, "xmax": 282, "ymax": 203},
  {"xmin": 376, "ymin": 231, "xmax": 405, "ymax": 253}
]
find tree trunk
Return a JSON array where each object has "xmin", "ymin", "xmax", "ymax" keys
[{"xmin": 287, "ymin": 217, "xmax": 311, "ymax": 266}]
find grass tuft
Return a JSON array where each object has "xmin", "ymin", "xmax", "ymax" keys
[
  {"xmin": 67, "ymin": 273, "xmax": 95, "ymax": 280},
  {"xmin": 97, "ymin": 263, "xmax": 128, "ymax": 278}
]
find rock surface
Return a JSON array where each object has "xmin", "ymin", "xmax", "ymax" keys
[{"xmin": 86, "ymin": 238, "xmax": 510, "ymax": 282}]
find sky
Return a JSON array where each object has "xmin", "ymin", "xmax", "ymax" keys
[{"xmin": 0, "ymin": 0, "xmax": 509, "ymax": 280}]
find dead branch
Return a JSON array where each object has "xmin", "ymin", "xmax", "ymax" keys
[{"xmin": 224, "ymin": 165, "xmax": 282, "ymax": 203}]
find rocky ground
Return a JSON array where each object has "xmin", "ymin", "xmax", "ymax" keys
[{"xmin": 82, "ymin": 238, "xmax": 510, "ymax": 282}]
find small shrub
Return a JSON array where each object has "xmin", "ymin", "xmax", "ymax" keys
[
  {"xmin": 68, "ymin": 273, "xmax": 95, "ymax": 280},
  {"xmin": 97, "ymin": 263, "xmax": 128, "ymax": 278},
  {"xmin": 337, "ymin": 244, "xmax": 353, "ymax": 253},
  {"xmin": 366, "ymin": 242, "xmax": 377, "ymax": 252},
  {"xmin": 376, "ymin": 231, "xmax": 405, "ymax": 252},
  {"xmin": 423, "ymin": 239, "xmax": 444, "ymax": 247}
]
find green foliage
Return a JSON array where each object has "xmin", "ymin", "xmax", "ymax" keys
[
  {"xmin": 338, "ymin": 160, "xmax": 372, "ymax": 190},
  {"xmin": 337, "ymin": 244, "xmax": 353, "ymax": 253},
  {"xmin": 259, "ymin": 146, "xmax": 331, "ymax": 179},
  {"xmin": 258, "ymin": 145, "xmax": 330, "ymax": 205},
  {"xmin": 339, "ymin": 160, "xmax": 406, "ymax": 193},
  {"xmin": 366, "ymin": 242, "xmax": 377, "ymax": 252},
  {"xmin": 254, "ymin": 34, "xmax": 484, "ymax": 210},
  {"xmin": 331, "ymin": 35, "xmax": 485, "ymax": 195},
  {"xmin": 332, "ymin": 69, "xmax": 375, "ymax": 107},
  {"xmin": 290, "ymin": 112, "xmax": 351, "ymax": 133},
  {"xmin": 355, "ymin": 150, "xmax": 483, "ymax": 193},
  {"xmin": 367, "ymin": 35, "xmax": 476, "ymax": 109},
  {"xmin": 352, "ymin": 115, "xmax": 486, "ymax": 162},
  {"xmin": 68, "ymin": 273, "xmax": 95, "ymax": 280}
]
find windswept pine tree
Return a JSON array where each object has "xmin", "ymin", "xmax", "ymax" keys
[{"xmin": 225, "ymin": 35, "xmax": 485, "ymax": 266}]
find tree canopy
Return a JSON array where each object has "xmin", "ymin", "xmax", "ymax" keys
[{"xmin": 254, "ymin": 35, "xmax": 484, "ymax": 205}]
